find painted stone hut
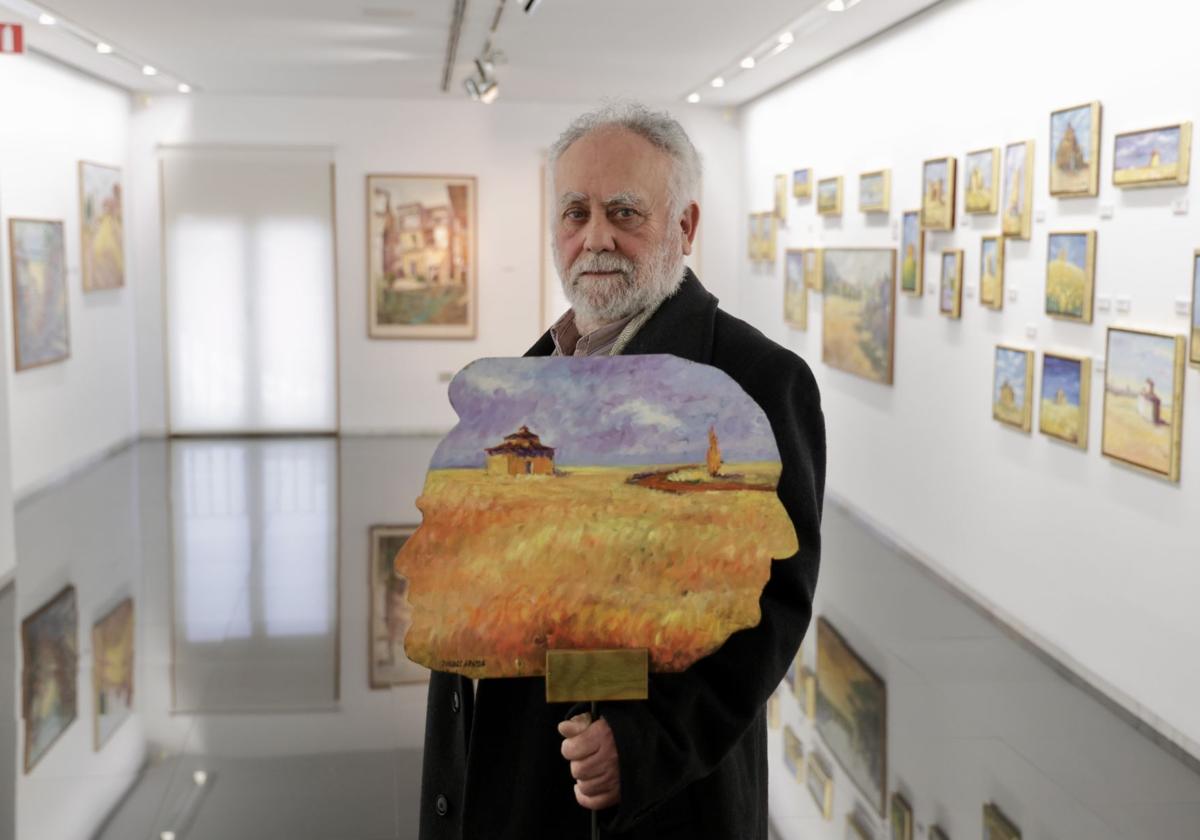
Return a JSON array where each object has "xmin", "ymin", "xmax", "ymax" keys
[{"xmin": 485, "ymin": 425, "xmax": 556, "ymax": 476}]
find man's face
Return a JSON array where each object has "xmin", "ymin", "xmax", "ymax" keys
[{"xmin": 552, "ymin": 128, "xmax": 694, "ymax": 325}]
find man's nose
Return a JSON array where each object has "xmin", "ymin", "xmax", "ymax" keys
[{"xmin": 582, "ymin": 213, "xmax": 616, "ymax": 253}]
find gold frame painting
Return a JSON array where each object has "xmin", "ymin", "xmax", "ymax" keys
[
  {"xmin": 1045, "ymin": 231, "xmax": 1096, "ymax": 323},
  {"xmin": 983, "ymin": 804, "xmax": 1021, "ymax": 840},
  {"xmin": 921, "ymin": 156, "xmax": 956, "ymax": 231},
  {"xmin": 993, "ymin": 346, "xmax": 1034, "ymax": 433},
  {"xmin": 783, "ymin": 725, "xmax": 805, "ymax": 783},
  {"xmin": 784, "ymin": 249, "xmax": 809, "ymax": 330},
  {"xmin": 890, "ymin": 793, "xmax": 914, "ymax": 840},
  {"xmin": 1002, "ymin": 140, "xmax": 1035, "ymax": 240},
  {"xmin": 1050, "ymin": 101, "xmax": 1102, "ymax": 197},
  {"xmin": 818, "ymin": 176, "xmax": 844, "ymax": 216},
  {"xmin": 366, "ymin": 173, "xmax": 477, "ymax": 340},
  {"xmin": 859, "ymin": 170, "xmax": 891, "ymax": 214},
  {"xmin": 804, "ymin": 248, "xmax": 825, "ymax": 292},
  {"xmin": 775, "ymin": 173, "xmax": 789, "ymax": 223},
  {"xmin": 9, "ymin": 218, "xmax": 70, "ymax": 372},
  {"xmin": 794, "ymin": 168, "xmax": 813, "ymax": 199},
  {"xmin": 821, "ymin": 248, "xmax": 897, "ymax": 386},
  {"xmin": 768, "ymin": 689, "xmax": 782, "ymax": 729},
  {"xmin": 370, "ymin": 525, "xmax": 429, "ymax": 688},
  {"xmin": 78, "ymin": 161, "xmax": 125, "ymax": 291},
  {"xmin": 900, "ymin": 210, "xmax": 924, "ymax": 296},
  {"xmin": 92, "ymin": 598, "xmax": 134, "ymax": 751},
  {"xmin": 1040, "ymin": 351, "xmax": 1092, "ymax": 449},
  {"xmin": 797, "ymin": 665, "xmax": 817, "ymax": 720},
  {"xmin": 806, "ymin": 750, "xmax": 834, "ymax": 819},
  {"xmin": 964, "ymin": 147, "xmax": 1000, "ymax": 214},
  {"xmin": 1101, "ymin": 327, "xmax": 1186, "ymax": 483},
  {"xmin": 939, "ymin": 250, "xmax": 963, "ymax": 319},
  {"xmin": 1191, "ymin": 250, "xmax": 1200, "ymax": 367},
  {"xmin": 1114, "ymin": 123, "xmax": 1192, "ymax": 188},
  {"xmin": 22, "ymin": 585, "xmax": 79, "ymax": 774},
  {"xmin": 979, "ymin": 235, "xmax": 1005, "ymax": 310}
]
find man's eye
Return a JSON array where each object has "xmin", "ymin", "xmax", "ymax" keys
[
  {"xmin": 564, "ymin": 209, "xmax": 587, "ymax": 222},
  {"xmin": 612, "ymin": 208, "xmax": 638, "ymax": 220}
]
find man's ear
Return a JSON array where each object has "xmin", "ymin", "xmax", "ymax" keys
[{"xmin": 680, "ymin": 202, "xmax": 700, "ymax": 256}]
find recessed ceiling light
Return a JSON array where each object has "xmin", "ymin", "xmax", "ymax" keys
[
  {"xmin": 778, "ymin": 31, "xmax": 795, "ymax": 45},
  {"xmin": 177, "ymin": 83, "xmax": 191, "ymax": 93},
  {"xmin": 827, "ymin": 0, "xmax": 861, "ymax": 10},
  {"xmin": 37, "ymin": 12, "xmax": 55, "ymax": 25},
  {"xmin": 740, "ymin": 56, "xmax": 756, "ymax": 69},
  {"xmin": 96, "ymin": 42, "xmax": 113, "ymax": 54},
  {"xmin": 686, "ymin": 93, "xmax": 700, "ymax": 104},
  {"xmin": 710, "ymin": 77, "xmax": 724, "ymax": 88},
  {"xmin": 142, "ymin": 65, "xmax": 158, "ymax": 76}
]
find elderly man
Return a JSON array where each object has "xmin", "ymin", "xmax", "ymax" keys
[{"xmin": 419, "ymin": 102, "xmax": 825, "ymax": 840}]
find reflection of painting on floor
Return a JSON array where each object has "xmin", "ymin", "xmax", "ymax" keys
[
  {"xmin": 1102, "ymin": 328, "xmax": 1185, "ymax": 481},
  {"xmin": 371, "ymin": 526, "xmax": 429, "ymax": 688},
  {"xmin": 821, "ymin": 249, "xmax": 896, "ymax": 385},
  {"xmin": 93, "ymin": 598, "xmax": 134, "ymax": 749},
  {"xmin": 815, "ymin": 617, "xmax": 886, "ymax": 815},
  {"xmin": 22, "ymin": 586, "xmax": 79, "ymax": 773}
]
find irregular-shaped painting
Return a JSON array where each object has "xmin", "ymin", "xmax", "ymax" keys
[{"xmin": 395, "ymin": 355, "xmax": 799, "ymax": 679}]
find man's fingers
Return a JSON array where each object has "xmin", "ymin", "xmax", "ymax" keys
[
  {"xmin": 570, "ymin": 752, "xmax": 611, "ymax": 781},
  {"xmin": 575, "ymin": 771, "xmax": 617, "ymax": 798},
  {"xmin": 560, "ymin": 732, "xmax": 601, "ymax": 761},
  {"xmin": 555, "ymin": 712, "xmax": 592, "ymax": 739},
  {"xmin": 575, "ymin": 784, "xmax": 620, "ymax": 811}
]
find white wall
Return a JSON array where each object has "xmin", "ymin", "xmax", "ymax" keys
[
  {"xmin": 0, "ymin": 274, "xmax": 13, "ymax": 583},
  {"xmin": 740, "ymin": 0, "xmax": 1200, "ymax": 767},
  {"xmin": 128, "ymin": 95, "xmax": 742, "ymax": 436},
  {"xmin": 0, "ymin": 54, "xmax": 138, "ymax": 498}
]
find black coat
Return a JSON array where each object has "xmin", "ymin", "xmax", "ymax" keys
[{"xmin": 418, "ymin": 270, "xmax": 826, "ymax": 840}]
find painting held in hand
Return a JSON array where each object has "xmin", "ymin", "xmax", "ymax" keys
[{"xmin": 394, "ymin": 356, "xmax": 798, "ymax": 679}]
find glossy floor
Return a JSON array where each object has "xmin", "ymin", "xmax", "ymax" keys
[{"xmin": 4, "ymin": 437, "xmax": 1199, "ymax": 840}]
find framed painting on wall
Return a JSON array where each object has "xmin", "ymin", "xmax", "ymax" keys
[
  {"xmin": 921, "ymin": 156, "xmax": 956, "ymax": 230},
  {"xmin": 979, "ymin": 235, "xmax": 1005, "ymax": 310},
  {"xmin": 983, "ymin": 804, "xmax": 1021, "ymax": 840},
  {"xmin": 821, "ymin": 249, "xmax": 897, "ymax": 386},
  {"xmin": 890, "ymin": 793, "xmax": 913, "ymax": 840},
  {"xmin": 1040, "ymin": 352, "xmax": 1091, "ymax": 449},
  {"xmin": 783, "ymin": 725, "xmax": 805, "ymax": 783},
  {"xmin": 794, "ymin": 168, "xmax": 812, "ymax": 199},
  {"xmin": 939, "ymin": 250, "xmax": 963, "ymax": 319},
  {"xmin": 775, "ymin": 174, "xmax": 789, "ymax": 223},
  {"xmin": 900, "ymin": 211, "xmax": 923, "ymax": 296},
  {"xmin": 964, "ymin": 147, "xmax": 1000, "ymax": 214},
  {"xmin": 9, "ymin": 218, "xmax": 70, "ymax": 372},
  {"xmin": 760, "ymin": 213, "xmax": 778, "ymax": 264},
  {"xmin": 859, "ymin": 170, "xmax": 890, "ymax": 213},
  {"xmin": 929, "ymin": 827, "xmax": 950, "ymax": 840},
  {"xmin": 806, "ymin": 749, "xmax": 835, "ymax": 819},
  {"xmin": 92, "ymin": 598, "xmax": 134, "ymax": 750},
  {"xmin": 1192, "ymin": 251, "xmax": 1200, "ymax": 366},
  {"xmin": 370, "ymin": 525, "xmax": 429, "ymax": 688},
  {"xmin": 768, "ymin": 689, "xmax": 781, "ymax": 729},
  {"xmin": 1101, "ymin": 327, "xmax": 1186, "ymax": 483},
  {"xmin": 79, "ymin": 161, "xmax": 125, "ymax": 291},
  {"xmin": 1002, "ymin": 140, "xmax": 1034, "ymax": 239},
  {"xmin": 367, "ymin": 173, "xmax": 477, "ymax": 339},
  {"xmin": 818, "ymin": 176, "xmax": 843, "ymax": 216},
  {"xmin": 816, "ymin": 617, "xmax": 887, "ymax": 816},
  {"xmin": 993, "ymin": 346, "xmax": 1034, "ymax": 433},
  {"xmin": 804, "ymin": 248, "xmax": 824, "ymax": 292},
  {"xmin": 847, "ymin": 811, "xmax": 875, "ymax": 840},
  {"xmin": 784, "ymin": 249, "xmax": 809, "ymax": 330},
  {"xmin": 22, "ymin": 585, "xmax": 79, "ymax": 773},
  {"xmin": 1045, "ymin": 231, "xmax": 1096, "ymax": 323},
  {"xmin": 1050, "ymin": 101, "xmax": 1102, "ymax": 197},
  {"xmin": 798, "ymin": 665, "xmax": 817, "ymax": 719},
  {"xmin": 1113, "ymin": 123, "xmax": 1191, "ymax": 188}
]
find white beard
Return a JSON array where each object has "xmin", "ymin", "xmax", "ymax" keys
[{"xmin": 555, "ymin": 236, "xmax": 687, "ymax": 332}]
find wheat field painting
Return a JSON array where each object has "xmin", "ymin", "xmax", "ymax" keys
[
  {"xmin": 1045, "ymin": 232, "xmax": 1095, "ymax": 322},
  {"xmin": 821, "ymin": 248, "xmax": 896, "ymax": 385},
  {"xmin": 1040, "ymin": 353, "xmax": 1090, "ymax": 448},
  {"xmin": 394, "ymin": 356, "xmax": 798, "ymax": 679}
]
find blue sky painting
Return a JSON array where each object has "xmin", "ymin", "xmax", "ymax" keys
[
  {"xmin": 1048, "ymin": 233, "xmax": 1089, "ymax": 270},
  {"xmin": 1115, "ymin": 127, "xmax": 1181, "ymax": 170},
  {"xmin": 1107, "ymin": 330, "xmax": 1177, "ymax": 405},
  {"xmin": 1052, "ymin": 105, "xmax": 1094, "ymax": 160},
  {"xmin": 1042, "ymin": 355, "xmax": 1082, "ymax": 407},
  {"xmin": 994, "ymin": 348, "xmax": 1029, "ymax": 407}
]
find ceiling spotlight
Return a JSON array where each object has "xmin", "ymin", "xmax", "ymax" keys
[
  {"xmin": 827, "ymin": 0, "xmax": 861, "ymax": 10},
  {"xmin": 142, "ymin": 65, "xmax": 158, "ymax": 76},
  {"xmin": 523, "ymin": 0, "xmax": 543, "ymax": 12},
  {"xmin": 740, "ymin": 56, "xmax": 756, "ymax": 69},
  {"xmin": 686, "ymin": 92, "xmax": 701, "ymax": 104},
  {"xmin": 464, "ymin": 77, "xmax": 481, "ymax": 101},
  {"xmin": 177, "ymin": 83, "xmax": 191, "ymax": 93},
  {"xmin": 479, "ymin": 80, "xmax": 499, "ymax": 104},
  {"xmin": 37, "ymin": 12, "xmax": 55, "ymax": 24},
  {"xmin": 778, "ymin": 31, "xmax": 795, "ymax": 45},
  {"xmin": 96, "ymin": 42, "xmax": 113, "ymax": 54},
  {"xmin": 710, "ymin": 76, "xmax": 724, "ymax": 88}
]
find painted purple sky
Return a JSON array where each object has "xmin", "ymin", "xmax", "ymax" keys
[{"xmin": 431, "ymin": 355, "xmax": 780, "ymax": 468}]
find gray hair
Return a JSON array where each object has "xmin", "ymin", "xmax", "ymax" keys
[{"xmin": 548, "ymin": 101, "xmax": 703, "ymax": 216}]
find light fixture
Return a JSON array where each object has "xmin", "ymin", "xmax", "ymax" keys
[
  {"xmin": 523, "ymin": 0, "xmax": 542, "ymax": 12},
  {"xmin": 96, "ymin": 42, "xmax": 113, "ymax": 54},
  {"xmin": 37, "ymin": 12, "xmax": 55, "ymax": 24},
  {"xmin": 464, "ymin": 77, "xmax": 481, "ymax": 101},
  {"xmin": 479, "ymin": 79, "xmax": 499, "ymax": 104},
  {"xmin": 686, "ymin": 92, "xmax": 700, "ymax": 104},
  {"xmin": 710, "ymin": 76, "xmax": 724, "ymax": 88},
  {"xmin": 778, "ymin": 31, "xmax": 795, "ymax": 45},
  {"xmin": 740, "ymin": 56, "xmax": 756, "ymax": 69},
  {"xmin": 177, "ymin": 82, "xmax": 191, "ymax": 93},
  {"xmin": 827, "ymin": 0, "xmax": 861, "ymax": 11},
  {"xmin": 142, "ymin": 65, "xmax": 158, "ymax": 76}
]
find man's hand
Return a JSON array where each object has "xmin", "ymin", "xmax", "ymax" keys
[{"xmin": 558, "ymin": 712, "xmax": 621, "ymax": 811}]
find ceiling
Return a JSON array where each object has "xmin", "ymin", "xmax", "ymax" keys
[{"xmin": 2, "ymin": 0, "xmax": 944, "ymax": 105}]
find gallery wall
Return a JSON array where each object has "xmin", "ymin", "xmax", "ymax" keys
[
  {"xmin": 0, "ymin": 53, "xmax": 139, "ymax": 498},
  {"xmin": 739, "ymin": 0, "xmax": 1200, "ymax": 773},
  {"xmin": 0, "ymin": 295, "xmax": 13, "ymax": 583},
  {"xmin": 128, "ymin": 95, "xmax": 742, "ymax": 436}
]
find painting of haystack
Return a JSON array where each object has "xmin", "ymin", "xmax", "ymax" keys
[
  {"xmin": 367, "ymin": 174, "xmax": 475, "ymax": 339},
  {"xmin": 1101, "ymin": 328, "xmax": 1186, "ymax": 482},
  {"xmin": 815, "ymin": 617, "xmax": 886, "ymax": 816},
  {"xmin": 821, "ymin": 248, "xmax": 896, "ymax": 385},
  {"xmin": 921, "ymin": 157, "xmax": 955, "ymax": 230},
  {"xmin": 79, "ymin": 162, "xmax": 125, "ymax": 291},
  {"xmin": 394, "ymin": 355, "xmax": 798, "ymax": 679},
  {"xmin": 1050, "ymin": 102, "xmax": 1101, "ymax": 196},
  {"xmin": 22, "ymin": 586, "xmax": 79, "ymax": 773},
  {"xmin": 965, "ymin": 148, "xmax": 999, "ymax": 213},
  {"xmin": 92, "ymin": 598, "xmax": 134, "ymax": 749}
]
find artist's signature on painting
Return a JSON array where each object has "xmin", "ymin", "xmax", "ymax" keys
[{"xmin": 441, "ymin": 659, "xmax": 486, "ymax": 668}]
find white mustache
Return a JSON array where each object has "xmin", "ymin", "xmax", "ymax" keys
[{"xmin": 569, "ymin": 252, "xmax": 636, "ymax": 284}]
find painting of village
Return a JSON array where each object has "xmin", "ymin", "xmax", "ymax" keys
[
  {"xmin": 784, "ymin": 249, "xmax": 808, "ymax": 329},
  {"xmin": 370, "ymin": 525, "xmax": 429, "ymax": 688},
  {"xmin": 980, "ymin": 236, "xmax": 1004, "ymax": 309},
  {"xmin": 367, "ymin": 174, "xmax": 475, "ymax": 339},
  {"xmin": 821, "ymin": 249, "xmax": 895, "ymax": 385},
  {"xmin": 1050, "ymin": 102, "xmax": 1101, "ymax": 196},
  {"xmin": 1045, "ymin": 232, "xmax": 1095, "ymax": 322},
  {"xmin": 921, "ymin": 157, "xmax": 955, "ymax": 230},
  {"xmin": 815, "ymin": 617, "xmax": 886, "ymax": 816},
  {"xmin": 1040, "ymin": 353, "xmax": 1090, "ymax": 448},
  {"xmin": 1114, "ymin": 123, "xmax": 1191, "ymax": 188},
  {"xmin": 993, "ymin": 346, "xmax": 1033, "ymax": 432},
  {"xmin": 1002, "ymin": 140, "xmax": 1034, "ymax": 239},
  {"xmin": 92, "ymin": 598, "xmax": 134, "ymax": 749},
  {"xmin": 22, "ymin": 586, "xmax": 79, "ymax": 773},
  {"xmin": 965, "ymin": 148, "xmax": 999, "ymax": 213},
  {"xmin": 1101, "ymin": 328, "xmax": 1186, "ymax": 482},
  {"xmin": 79, "ymin": 162, "xmax": 125, "ymax": 291},
  {"xmin": 9, "ymin": 218, "xmax": 70, "ymax": 371},
  {"xmin": 900, "ymin": 211, "xmax": 923, "ymax": 295},
  {"xmin": 393, "ymin": 355, "xmax": 799, "ymax": 679}
]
